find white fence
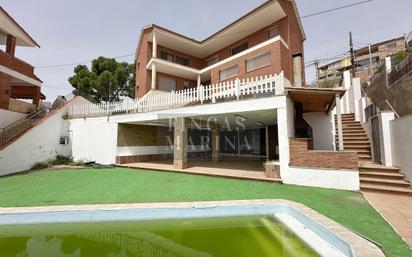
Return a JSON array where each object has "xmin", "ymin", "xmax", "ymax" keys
[{"xmin": 69, "ymin": 73, "xmax": 286, "ymax": 118}]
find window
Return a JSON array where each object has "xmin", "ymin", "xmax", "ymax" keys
[
  {"xmin": 220, "ymin": 65, "xmax": 238, "ymax": 81},
  {"xmin": 246, "ymin": 52, "xmax": 271, "ymax": 72},
  {"xmin": 159, "ymin": 76, "xmax": 176, "ymax": 92},
  {"xmin": 385, "ymin": 42, "xmax": 397, "ymax": 49},
  {"xmin": 268, "ymin": 27, "xmax": 280, "ymax": 39},
  {"xmin": 183, "ymin": 81, "xmax": 190, "ymax": 90},
  {"xmin": 160, "ymin": 51, "xmax": 174, "ymax": 62},
  {"xmin": 176, "ymin": 56, "xmax": 189, "ymax": 66},
  {"xmin": 206, "ymin": 56, "xmax": 219, "ymax": 66},
  {"xmin": 230, "ymin": 42, "xmax": 248, "ymax": 56}
]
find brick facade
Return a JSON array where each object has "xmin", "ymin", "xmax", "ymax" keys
[
  {"xmin": 134, "ymin": 0, "xmax": 305, "ymax": 98},
  {"xmin": 289, "ymin": 138, "xmax": 358, "ymax": 170}
]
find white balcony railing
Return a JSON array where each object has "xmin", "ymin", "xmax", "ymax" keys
[{"xmin": 69, "ymin": 73, "xmax": 286, "ymax": 118}]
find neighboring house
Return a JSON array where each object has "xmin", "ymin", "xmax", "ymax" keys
[
  {"xmin": 317, "ymin": 36, "xmax": 407, "ymax": 83},
  {"xmin": 318, "ymin": 56, "xmax": 352, "ymax": 81},
  {"xmin": 67, "ymin": 0, "xmax": 364, "ymax": 191},
  {"xmin": 0, "ymin": 6, "xmax": 44, "ymax": 126}
]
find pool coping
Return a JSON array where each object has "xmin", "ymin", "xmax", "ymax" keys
[{"xmin": 0, "ymin": 199, "xmax": 385, "ymax": 257}]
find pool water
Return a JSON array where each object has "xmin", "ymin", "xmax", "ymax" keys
[{"xmin": 0, "ymin": 215, "xmax": 320, "ymax": 257}]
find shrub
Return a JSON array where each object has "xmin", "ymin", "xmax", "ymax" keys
[
  {"xmin": 50, "ymin": 155, "xmax": 73, "ymax": 165},
  {"xmin": 31, "ymin": 162, "xmax": 49, "ymax": 170}
]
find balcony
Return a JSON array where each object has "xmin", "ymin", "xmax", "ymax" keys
[
  {"xmin": 0, "ymin": 49, "xmax": 41, "ymax": 86},
  {"xmin": 147, "ymin": 35, "xmax": 288, "ymax": 83},
  {"xmin": 69, "ymin": 73, "xmax": 287, "ymax": 119}
]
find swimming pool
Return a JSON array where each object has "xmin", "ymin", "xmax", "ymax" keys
[{"xmin": 0, "ymin": 202, "xmax": 356, "ymax": 257}]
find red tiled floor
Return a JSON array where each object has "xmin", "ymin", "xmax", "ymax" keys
[
  {"xmin": 363, "ymin": 192, "xmax": 412, "ymax": 247},
  {"xmin": 118, "ymin": 159, "xmax": 281, "ymax": 183}
]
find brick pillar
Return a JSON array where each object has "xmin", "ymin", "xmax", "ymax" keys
[
  {"xmin": 32, "ymin": 86, "xmax": 41, "ymax": 106},
  {"xmin": 211, "ymin": 123, "xmax": 220, "ymax": 162},
  {"xmin": 174, "ymin": 117, "xmax": 188, "ymax": 169},
  {"xmin": 6, "ymin": 35, "xmax": 16, "ymax": 56},
  {"xmin": 0, "ymin": 73, "xmax": 11, "ymax": 110}
]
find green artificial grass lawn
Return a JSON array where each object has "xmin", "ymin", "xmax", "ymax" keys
[{"xmin": 0, "ymin": 168, "xmax": 411, "ymax": 257}]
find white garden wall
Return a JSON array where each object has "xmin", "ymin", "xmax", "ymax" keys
[
  {"xmin": 283, "ymin": 167, "xmax": 359, "ymax": 191},
  {"xmin": 303, "ymin": 112, "xmax": 334, "ymax": 150},
  {"xmin": 390, "ymin": 114, "xmax": 412, "ymax": 182},
  {"xmin": 0, "ymin": 106, "xmax": 71, "ymax": 176},
  {"xmin": 0, "ymin": 109, "xmax": 26, "ymax": 128},
  {"xmin": 70, "ymin": 118, "xmax": 118, "ymax": 165}
]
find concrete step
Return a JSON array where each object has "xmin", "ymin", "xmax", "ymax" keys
[
  {"xmin": 338, "ymin": 127, "xmax": 365, "ymax": 131},
  {"xmin": 335, "ymin": 121, "xmax": 362, "ymax": 126},
  {"xmin": 343, "ymin": 147, "xmax": 371, "ymax": 152},
  {"xmin": 360, "ymin": 178, "xmax": 411, "ymax": 188},
  {"xmin": 359, "ymin": 165, "xmax": 400, "ymax": 173},
  {"xmin": 349, "ymin": 150, "xmax": 372, "ymax": 156},
  {"xmin": 341, "ymin": 137, "xmax": 369, "ymax": 141},
  {"xmin": 360, "ymin": 171, "xmax": 405, "ymax": 180},
  {"xmin": 342, "ymin": 144, "xmax": 371, "ymax": 149},
  {"xmin": 335, "ymin": 113, "xmax": 355, "ymax": 117},
  {"xmin": 359, "ymin": 154, "xmax": 372, "ymax": 161},
  {"xmin": 341, "ymin": 132, "xmax": 367, "ymax": 136},
  {"xmin": 360, "ymin": 184, "xmax": 412, "ymax": 195},
  {"xmin": 340, "ymin": 140, "xmax": 370, "ymax": 145}
]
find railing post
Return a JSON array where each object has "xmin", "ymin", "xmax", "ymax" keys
[
  {"xmin": 212, "ymin": 83, "xmax": 216, "ymax": 103},
  {"xmin": 199, "ymin": 85, "xmax": 204, "ymax": 104},
  {"xmin": 235, "ymin": 78, "xmax": 240, "ymax": 100}
]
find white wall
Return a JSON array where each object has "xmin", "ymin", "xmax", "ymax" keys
[
  {"xmin": 0, "ymin": 109, "xmax": 26, "ymax": 128},
  {"xmin": 379, "ymin": 112, "xmax": 395, "ymax": 166},
  {"xmin": 303, "ymin": 112, "xmax": 334, "ymax": 150},
  {"xmin": 70, "ymin": 118, "xmax": 118, "ymax": 165},
  {"xmin": 0, "ymin": 103, "xmax": 73, "ymax": 176},
  {"xmin": 390, "ymin": 114, "xmax": 412, "ymax": 181},
  {"xmin": 283, "ymin": 167, "xmax": 360, "ymax": 191}
]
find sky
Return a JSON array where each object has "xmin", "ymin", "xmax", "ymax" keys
[{"xmin": 1, "ymin": 0, "xmax": 412, "ymax": 101}]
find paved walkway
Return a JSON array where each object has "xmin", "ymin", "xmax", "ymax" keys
[{"xmin": 363, "ymin": 192, "xmax": 412, "ymax": 247}]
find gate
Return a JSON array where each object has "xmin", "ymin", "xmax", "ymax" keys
[{"xmin": 371, "ymin": 116, "xmax": 381, "ymax": 163}]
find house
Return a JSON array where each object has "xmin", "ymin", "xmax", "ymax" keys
[
  {"xmin": 0, "ymin": 6, "xmax": 44, "ymax": 125},
  {"xmin": 316, "ymin": 36, "xmax": 407, "ymax": 83},
  {"xmin": 65, "ymin": 0, "xmax": 364, "ymax": 191},
  {"xmin": 317, "ymin": 56, "xmax": 352, "ymax": 81}
]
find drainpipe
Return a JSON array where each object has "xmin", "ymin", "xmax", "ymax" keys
[{"xmin": 335, "ymin": 93, "xmax": 344, "ymax": 151}]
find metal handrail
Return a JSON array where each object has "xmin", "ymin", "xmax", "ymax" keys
[
  {"xmin": 379, "ymin": 100, "xmax": 400, "ymax": 118},
  {"xmin": 0, "ymin": 107, "xmax": 49, "ymax": 147}
]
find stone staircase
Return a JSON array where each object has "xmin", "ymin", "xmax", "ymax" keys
[
  {"xmin": 335, "ymin": 113, "xmax": 372, "ymax": 161},
  {"xmin": 0, "ymin": 107, "xmax": 49, "ymax": 149},
  {"xmin": 335, "ymin": 113, "xmax": 412, "ymax": 195}
]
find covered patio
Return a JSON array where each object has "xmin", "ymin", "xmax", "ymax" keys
[{"xmin": 115, "ymin": 108, "xmax": 283, "ymax": 181}]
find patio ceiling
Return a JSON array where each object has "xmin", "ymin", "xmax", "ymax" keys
[
  {"xmin": 124, "ymin": 109, "xmax": 278, "ymax": 129},
  {"xmin": 285, "ymin": 87, "xmax": 346, "ymax": 113}
]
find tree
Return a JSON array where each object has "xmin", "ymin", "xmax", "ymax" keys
[{"xmin": 68, "ymin": 57, "xmax": 135, "ymax": 103}]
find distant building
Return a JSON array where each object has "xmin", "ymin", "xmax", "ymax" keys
[
  {"xmin": 354, "ymin": 36, "xmax": 406, "ymax": 81},
  {"xmin": 317, "ymin": 56, "xmax": 352, "ymax": 81},
  {"xmin": 316, "ymin": 36, "xmax": 407, "ymax": 83}
]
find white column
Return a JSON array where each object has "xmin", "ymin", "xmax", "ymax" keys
[
  {"xmin": 151, "ymin": 29, "xmax": 158, "ymax": 90},
  {"xmin": 352, "ymin": 78, "xmax": 362, "ymax": 122},
  {"xmin": 277, "ymin": 96, "xmax": 293, "ymax": 176},
  {"xmin": 152, "ymin": 31, "xmax": 157, "ymax": 58},
  {"xmin": 342, "ymin": 70, "xmax": 351, "ymax": 114},
  {"xmin": 151, "ymin": 62, "xmax": 157, "ymax": 90},
  {"xmin": 197, "ymin": 74, "xmax": 201, "ymax": 87},
  {"xmin": 335, "ymin": 93, "xmax": 344, "ymax": 151}
]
